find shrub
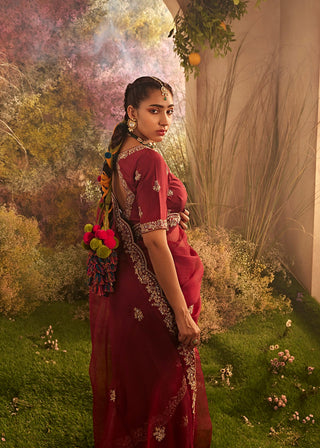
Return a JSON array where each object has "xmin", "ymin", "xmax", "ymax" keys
[
  {"xmin": 188, "ymin": 227, "xmax": 291, "ymax": 340},
  {"xmin": 0, "ymin": 206, "xmax": 44, "ymax": 315},
  {"xmin": 40, "ymin": 244, "xmax": 88, "ymax": 302}
]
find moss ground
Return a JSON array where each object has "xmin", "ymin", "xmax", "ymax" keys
[{"xmin": 0, "ymin": 281, "xmax": 319, "ymax": 447}]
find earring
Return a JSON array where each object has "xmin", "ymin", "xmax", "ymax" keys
[{"xmin": 127, "ymin": 118, "xmax": 137, "ymax": 133}]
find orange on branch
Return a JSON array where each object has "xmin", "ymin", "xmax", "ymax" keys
[
  {"xmin": 188, "ymin": 52, "xmax": 201, "ymax": 66},
  {"xmin": 220, "ymin": 22, "xmax": 227, "ymax": 31}
]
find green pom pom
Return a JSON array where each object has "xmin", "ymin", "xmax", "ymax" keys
[
  {"xmin": 84, "ymin": 223, "xmax": 93, "ymax": 232},
  {"xmin": 114, "ymin": 237, "xmax": 119, "ymax": 249},
  {"xmin": 90, "ymin": 238, "xmax": 102, "ymax": 251},
  {"xmin": 81, "ymin": 241, "xmax": 90, "ymax": 250},
  {"xmin": 96, "ymin": 245, "xmax": 111, "ymax": 259}
]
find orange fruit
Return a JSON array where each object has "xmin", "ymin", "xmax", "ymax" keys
[
  {"xmin": 188, "ymin": 52, "xmax": 201, "ymax": 66},
  {"xmin": 220, "ymin": 22, "xmax": 227, "ymax": 31}
]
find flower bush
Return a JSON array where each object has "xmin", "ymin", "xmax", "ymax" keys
[
  {"xmin": 0, "ymin": 206, "xmax": 45, "ymax": 315},
  {"xmin": 40, "ymin": 244, "xmax": 89, "ymax": 302},
  {"xmin": 187, "ymin": 227, "xmax": 291, "ymax": 340}
]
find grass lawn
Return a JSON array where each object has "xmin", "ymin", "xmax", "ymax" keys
[{"xmin": 0, "ymin": 281, "xmax": 319, "ymax": 447}]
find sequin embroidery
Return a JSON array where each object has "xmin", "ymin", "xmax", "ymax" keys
[
  {"xmin": 153, "ymin": 426, "xmax": 166, "ymax": 442},
  {"xmin": 134, "ymin": 307, "xmax": 144, "ymax": 321},
  {"xmin": 153, "ymin": 180, "xmax": 161, "ymax": 192},
  {"xmin": 110, "ymin": 389, "xmax": 116, "ymax": 402}
]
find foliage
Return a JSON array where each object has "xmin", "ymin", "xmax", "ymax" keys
[
  {"xmin": 40, "ymin": 245, "xmax": 88, "ymax": 302},
  {"xmin": 187, "ymin": 227, "xmax": 291, "ymax": 341},
  {"xmin": 172, "ymin": 0, "xmax": 248, "ymax": 79},
  {"xmin": 106, "ymin": 0, "xmax": 172, "ymax": 46},
  {"xmin": 0, "ymin": 206, "xmax": 44, "ymax": 315}
]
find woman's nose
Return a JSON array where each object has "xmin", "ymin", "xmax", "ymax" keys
[{"xmin": 159, "ymin": 112, "xmax": 169, "ymax": 125}]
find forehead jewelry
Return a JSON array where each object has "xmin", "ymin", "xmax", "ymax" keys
[{"xmin": 150, "ymin": 76, "xmax": 169, "ymax": 101}]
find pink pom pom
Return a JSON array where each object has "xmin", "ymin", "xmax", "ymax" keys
[
  {"xmin": 92, "ymin": 224, "xmax": 101, "ymax": 233},
  {"xmin": 103, "ymin": 235, "xmax": 117, "ymax": 249},
  {"xmin": 96, "ymin": 229, "xmax": 107, "ymax": 240},
  {"xmin": 83, "ymin": 232, "xmax": 94, "ymax": 245}
]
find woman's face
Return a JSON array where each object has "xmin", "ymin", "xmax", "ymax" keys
[{"xmin": 127, "ymin": 88, "xmax": 174, "ymax": 142}]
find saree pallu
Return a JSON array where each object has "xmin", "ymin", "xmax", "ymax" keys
[{"xmin": 89, "ymin": 199, "xmax": 212, "ymax": 448}]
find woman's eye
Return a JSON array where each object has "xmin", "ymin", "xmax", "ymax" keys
[
  {"xmin": 150, "ymin": 109, "xmax": 159, "ymax": 114},
  {"xmin": 167, "ymin": 109, "xmax": 174, "ymax": 115}
]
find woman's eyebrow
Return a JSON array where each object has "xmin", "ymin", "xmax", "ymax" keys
[{"xmin": 148, "ymin": 103, "xmax": 174, "ymax": 108}]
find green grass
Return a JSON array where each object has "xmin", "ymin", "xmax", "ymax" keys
[{"xmin": 1, "ymin": 284, "xmax": 320, "ymax": 448}]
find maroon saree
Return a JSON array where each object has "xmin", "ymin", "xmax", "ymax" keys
[{"xmin": 89, "ymin": 146, "xmax": 212, "ymax": 447}]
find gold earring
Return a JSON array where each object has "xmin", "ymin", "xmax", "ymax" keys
[{"xmin": 127, "ymin": 118, "xmax": 137, "ymax": 133}]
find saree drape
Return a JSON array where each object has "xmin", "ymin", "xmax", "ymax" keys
[{"xmin": 89, "ymin": 146, "xmax": 212, "ymax": 447}]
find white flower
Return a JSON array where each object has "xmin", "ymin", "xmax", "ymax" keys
[{"xmin": 286, "ymin": 319, "xmax": 292, "ymax": 328}]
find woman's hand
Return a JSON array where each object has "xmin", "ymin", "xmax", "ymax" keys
[
  {"xmin": 179, "ymin": 209, "xmax": 190, "ymax": 230},
  {"xmin": 175, "ymin": 308, "xmax": 200, "ymax": 349}
]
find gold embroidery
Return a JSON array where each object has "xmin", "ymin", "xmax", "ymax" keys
[
  {"xmin": 153, "ymin": 426, "xmax": 166, "ymax": 442},
  {"xmin": 138, "ymin": 206, "xmax": 143, "ymax": 218},
  {"xmin": 140, "ymin": 219, "xmax": 167, "ymax": 234},
  {"xmin": 178, "ymin": 346, "xmax": 197, "ymax": 415},
  {"xmin": 182, "ymin": 415, "xmax": 189, "ymax": 427},
  {"xmin": 113, "ymin": 196, "xmax": 175, "ymax": 335},
  {"xmin": 134, "ymin": 307, "xmax": 144, "ymax": 321},
  {"xmin": 188, "ymin": 304, "xmax": 194, "ymax": 314},
  {"xmin": 135, "ymin": 170, "xmax": 142, "ymax": 181},
  {"xmin": 167, "ymin": 189, "xmax": 173, "ymax": 197},
  {"xmin": 110, "ymin": 389, "xmax": 116, "ymax": 402},
  {"xmin": 153, "ymin": 180, "xmax": 161, "ymax": 192},
  {"xmin": 118, "ymin": 145, "xmax": 145, "ymax": 161},
  {"xmin": 167, "ymin": 212, "xmax": 181, "ymax": 228}
]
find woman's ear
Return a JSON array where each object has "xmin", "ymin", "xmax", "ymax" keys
[{"xmin": 127, "ymin": 105, "xmax": 137, "ymax": 121}]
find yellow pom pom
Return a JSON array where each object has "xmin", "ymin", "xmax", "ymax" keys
[
  {"xmin": 84, "ymin": 223, "xmax": 93, "ymax": 232},
  {"xmin": 188, "ymin": 52, "xmax": 201, "ymax": 66},
  {"xmin": 114, "ymin": 237, "xmax": 119, "ymax": 249},
  {"xmin": 96, "ymin": 245, "xmax": 111, "ymax": 259},
  {"xmin": 90, "ymin": 238, "xmax": 102, "ymax": 251}
]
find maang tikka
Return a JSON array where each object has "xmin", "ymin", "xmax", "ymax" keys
[
  {"xmin": 127, "ymin": 118, "xmax": 137, "ymax": 132},
  {"xmin": 150, "ymin": 76, "xmax": 169, "ymax": 101}
]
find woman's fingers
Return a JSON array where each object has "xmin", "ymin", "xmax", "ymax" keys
[{"xmin": 179, "ymin": 209, "xmax": 190, "ymax": 230}]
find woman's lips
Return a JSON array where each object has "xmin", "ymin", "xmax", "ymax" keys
[{"xmin": 156, "ymin": 130, "xmax": 166, "ymax": 136}]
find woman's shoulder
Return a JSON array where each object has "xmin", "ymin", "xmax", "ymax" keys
[{"xmin": 119, "ymin": 145, "xmax": 167, "ymax": 168}]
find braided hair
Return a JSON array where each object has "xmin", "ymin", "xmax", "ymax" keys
[{"xmin": 98, "ymin": 77, "xmax": 173, "ymax": 228}]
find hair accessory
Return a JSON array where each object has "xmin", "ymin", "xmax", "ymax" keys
[
  {"xmin": 129, "ymin": 132, "xmax": 156, "ymax": 149},
  {"xmin": 127, "ymin": 118, "xmax": 137, "ymax": 132},
  {"xmin": 150, "ymin": 76, "xmax": 169, "ymax": 101},
  {"xmin": 105, "ymin": 151, "xmax": 112, "ymax": 159}
]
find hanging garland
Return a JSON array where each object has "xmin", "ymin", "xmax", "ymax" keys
[{"xmin": 170, "ymin": 0, "xmax": 265, "ymax": 79}]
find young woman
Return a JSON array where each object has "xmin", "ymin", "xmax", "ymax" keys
[{"xmin": 87, "ymin": 76, "xmax": 212, "ymax": 447}]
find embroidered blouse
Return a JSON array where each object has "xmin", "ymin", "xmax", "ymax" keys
[{"xmin": 117, "ymin": 145, "xmax": 187, "ymax": 237}]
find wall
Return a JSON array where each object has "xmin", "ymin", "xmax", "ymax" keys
[{"xmin": 165, "ymin": 0, "xmax": 320, "ymax": 299}]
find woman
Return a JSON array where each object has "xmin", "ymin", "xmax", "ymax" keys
[{"xmin": 87, "ymin": 76, "xmax": 212, "ymax": 447}]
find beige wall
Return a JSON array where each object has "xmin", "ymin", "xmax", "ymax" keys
[{"xmin": 165, "ymin": 0, "xmax": 320, "ymax": 300}]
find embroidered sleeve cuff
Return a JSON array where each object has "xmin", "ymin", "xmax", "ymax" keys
[{"xmin": 140, "ymin": 219, "xmax": 168, "ymax": 234}]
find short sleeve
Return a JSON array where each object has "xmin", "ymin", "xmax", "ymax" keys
[{"xmin": 135, "ymin": 150, "xmax": 169, "ymax": 234}]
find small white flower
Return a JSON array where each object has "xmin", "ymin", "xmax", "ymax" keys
[{"xmin": 286, "ymin": 319, "xmax": 292, "ymax": 328}]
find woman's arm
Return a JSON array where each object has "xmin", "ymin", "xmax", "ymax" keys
[{"xmin": 142, "ymin": 229, "xmax": 200, "ymax": 348}]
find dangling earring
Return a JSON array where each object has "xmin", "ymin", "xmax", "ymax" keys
[{"xmin": 127, "ymin": 118, "xmax": 137, "ymax": 133}]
